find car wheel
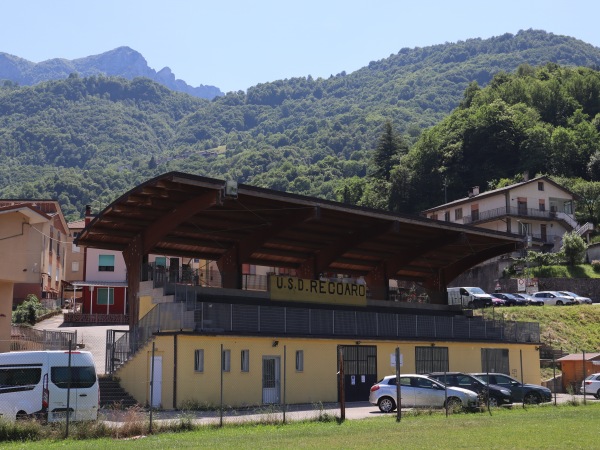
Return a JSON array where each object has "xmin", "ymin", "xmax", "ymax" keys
[
  {"xmin": 16, "ymin": 410, "xmax": 28, "ymax": 420},
  {"xmin": 556, "ymin": 300, "xmax": 563, "ymax": 306},
  {"xmin": 378, "ymin": 397, "xmax": 396, "ymax": 413},
  {"xmin": 488, "ymin": 396, "xmax": 499, "ymax": 407},
  {"xmin": 523, "ymin": 392, "xmax": 541, "ymax": 404},
  {"xmin": 467, "ymin": 301, "xmax": 474, "ymax": 308},
  {"xmin": 446, "ymin": 397, "xmax": 462, "ymax": 412},
  {"xmin": 595, "ymin": 389, "xmax": 600, "ymax": 400}
]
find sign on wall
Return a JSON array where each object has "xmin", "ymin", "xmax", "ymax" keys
[{"xmin": 269, "ymin": 275, "xmax": 367, "ymax": 306}]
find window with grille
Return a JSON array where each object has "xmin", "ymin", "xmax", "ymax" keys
[
  {"xmin": 455, "ymin": 208, "xmax": 463, "ymax": 221},
  {"xmin": 241, "ymin": 350, "xmax": 250, "ymax": 372},
  {"xmin": 415, "ymin": 346, "xmax": 449, "ymax": 373},
  {"xmin": 481, "ymin": 348, "xmax": 509, "ymax": 374},
  {"xmin": 194, "ymin": 349, "xmax": 204, "ymax": 372},
  {"xmin": 296, "ymin": 350, "xmax": 304, "ymax": 372},
  {"xmin": 222, "ymin": 349, "xmax": 231, "ymax": 372}
]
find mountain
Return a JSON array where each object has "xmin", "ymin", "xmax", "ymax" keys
[
  {"xmin": 1, "ymin": 30, "xmax": 600, "ymax": 221},
  {"xmin": 0, "ymin": 46, "xmax": 223, "ymax": 100}
]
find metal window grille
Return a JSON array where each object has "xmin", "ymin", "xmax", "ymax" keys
[{"xmin": 194, "ymin": 349, "xmax": 204, "ymax": 372}]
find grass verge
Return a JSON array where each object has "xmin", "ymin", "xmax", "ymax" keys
[{"xmin": 2, "ymin": 403, "xmax": 600, "ymax": 449}]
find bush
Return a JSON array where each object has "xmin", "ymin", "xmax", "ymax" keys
[
  {"xmin": 12, "ymin": 295, "xmax": 44, "ymax": 325},
  {"xmin": 561, "ymin": 231, "xmax": 587, "ymax": 266},
  {"xmin": 592, "ymin": 260, "xmax": 600, "ymax": 273}
]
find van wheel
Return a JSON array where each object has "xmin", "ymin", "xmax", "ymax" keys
[
  {"xmin": 467, "ymin": 301, "xmax": 474, "ymax": 308},
  {"xmin": 16, "ymin": 411, "xmax": 28, "ymax": 420}
]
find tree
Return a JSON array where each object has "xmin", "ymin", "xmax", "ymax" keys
[
  {"xmin": 371, "ymin": 122, "xmax": 408, "ymax": 181},
  {"xmin": 560, "ymin": 231, "xmax": 587, "ymax": 266}
]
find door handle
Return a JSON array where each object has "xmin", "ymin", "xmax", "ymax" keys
[{"xmin": 79, "ymin": 394, "xmax": 87, "ymax": 397}]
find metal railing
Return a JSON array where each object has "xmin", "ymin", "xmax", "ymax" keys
[
  {"xmin": 106, "ymin": 298, "xmax": 540, "ymax": 373},
  {"xmin": 11, "ymin": 325, "xmax": 77, "ymax": 351},
  {"xmin": 463, "ymin": 206, "xmax": 576, "ymax": 226}
]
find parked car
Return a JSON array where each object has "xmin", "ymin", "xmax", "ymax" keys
[
  {"xmin": 580, "ymin": 373, "xmax": 600, "ymax": 398},
  {"xmin": 470, "ymin": 372, "xmax": 552, "ymax": 404},
  {"xmin": 558, "ymin": 291, "xmax": 592, "ymax": 305},
  {"xmin": 512, "ymin": 292, "xmax": 543, "ymax": 306},
  {"xmin": 531, "ymin": 291, "xmax": 575, "ymax": 306},
  {"xmin": 427, "ymin": 372, "xmax": 512, "ymax": 407},
  {"xmin": 369, "ymin": 374, "xmax": 479, "ymax": 413},
  {"xmin": 490, "ymin": 295, "xmax": 506, "ymax": 307},
  {"xmin": 492, "ymin": 293, "xmax": 528, "ymax": 306}
]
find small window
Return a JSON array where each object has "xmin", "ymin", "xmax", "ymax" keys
[
  {"xmin": 241, "ymin": 350, "xmax": 250, "ymax": 372},
  {"xmin": 71, "ymin": 261, "xmax": 80, "ymax": 272},
  {"xmin": 454, "ymin": 208, "xmax": 463, "ymax": 221},
  {"xmin": 538, "ymin": 182, "xmax": 544, "ymax": 191},
  {"xmin": 98, "ymin": 254, "xmax": 115, "ymax": 272},
  {"xmin": 97, "ymin": 288, "xmax": 114, "ymax": 305},
  {"xmin": 444, "ymin": 211, "xmax": 450, "ymax": 222},
  {"xmin": 296, "ymin": 350, "xmax": 304, "ymax": 372},
  {"xmin": 194, "ymin": 349, "xmax": 204, "ymax": 372},
  {"xmin": 222, "ymin": 349, "xmax": 231, "ymax": 372}
]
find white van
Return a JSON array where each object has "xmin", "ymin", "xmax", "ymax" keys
[
  {"xmin": 0, "ymin": 350, "xmax": 99, "ymax": 422},
  {"xmin": 447, "ymin": 287, "xmax": 492, "ymax": 309}
]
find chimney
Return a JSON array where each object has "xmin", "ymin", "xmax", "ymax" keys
[
  {"xmin": 523, "ymin": 171, "xmax": 529, "ymax": 182},
  {"xmin": 468, "ymin": 186, "xmax": 480, "ymax": 198},
  {"xmin": 85, "ymin": 205, "xmax": 93, "ymax": 226}
]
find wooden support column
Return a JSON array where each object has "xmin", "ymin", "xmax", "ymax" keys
[
  {"xmin": 123, "ymin": 234, "xmax": 144, "ymax": 328},
  {"xmin": 423, "ymin": 269, "xmax": 447, "ymax": 305},
  {"xmin": 364, "ymin": 264, "xmax": 388, "ymax": 301},
  {"xmin": 216, "ymin": 243, "xmax": 242, "ymax": 289}
]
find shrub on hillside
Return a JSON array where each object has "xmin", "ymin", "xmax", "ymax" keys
[{"xmin": 592, "ymin": 260, "xmax": 600, "ymax": 273}]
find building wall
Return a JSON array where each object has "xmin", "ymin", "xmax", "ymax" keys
[
  {"xmin": 116, "ymin": 334, "xmax": 541, "ymax": 409},
  {"xmin": 80, "ymin": 286, "xmax": 127, "ymax": 315},
  {"xmin": 0, "ymin": 281, "xmax": 13, "ymax": 352},
  {"xmin": 86, "ymin": 248, "xmax": 127, "ymax": 283}
]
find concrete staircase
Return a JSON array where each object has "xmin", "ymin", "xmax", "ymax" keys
[{"xmin": 98, "ymin": 376, "xmax": 139, "ymax": 409}]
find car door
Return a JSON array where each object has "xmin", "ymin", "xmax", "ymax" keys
[
  {"xmin": 399, "ymin": 376, "xmax": 416, "ymax": 407},
  {"xmin": 413, "ymin": 377, "xmax": 445, "ymax": 407},
  {"xmin": 491, "ymin": 374, "xmax": 523, "ymax": 402}
]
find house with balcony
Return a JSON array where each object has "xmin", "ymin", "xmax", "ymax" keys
[
  {"xmin": 76, "ymin": 172, "xmax": 544, "ymax": 409},
  {"xmin": 0, "ymin": 200, "xmax": 68, "ymax": 352},
  {"xmin": 421, "ymin": 176, "xmax": 592, "ymax": 253},
  {"xmin": 64, "ymin": 206, "xmax": 128, "ymax": 324}
]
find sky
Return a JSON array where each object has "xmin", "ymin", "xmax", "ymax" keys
[{"xmin": 2, "ymin": 1, "xmax": 600, "ymax": 93}]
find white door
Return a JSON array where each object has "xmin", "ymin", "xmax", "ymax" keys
[
  {"xmin": 150, "ymin": 356, "xmax": 162, "ymax": 408},
  {"xmin": 262, "ymin": 356, "xmax": 280, "ymax": 404}
]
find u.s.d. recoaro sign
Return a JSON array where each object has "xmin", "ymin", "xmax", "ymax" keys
[{"xmin": 269, "ymin": 275, "xmax": 367, "ymax": 306}]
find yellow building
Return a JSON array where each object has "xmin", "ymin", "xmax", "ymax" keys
[{"xmin": 79, "ymin": 173, "xmax": 540, "ymax": 409}]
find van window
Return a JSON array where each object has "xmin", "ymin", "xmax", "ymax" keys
[
  {"xmin": 51, "ymin": 366, "xmax": 97, "ymax": 389},
  {"xmin": 0, "ymin": 367, "xmax": 42, "ymax": 393}
]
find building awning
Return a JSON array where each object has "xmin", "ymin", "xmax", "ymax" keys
[{"xmin": 72, "ymin": 281, "xmax": 129, "ymax": 288}]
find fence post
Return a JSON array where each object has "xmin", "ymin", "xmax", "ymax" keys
[
  {"xmin": 283, "ymin": 345, "xmax": 287, "ymax": 424},
  {"xmin": 338, "ymin": 347, "xmax": 345, "ymax": 421},
  {"xmin": 220, "ymin": 343, "xmax": 224, "ymax": 427},
  {"xmin": 583, "ymin": 350, "xmax": 586, "ymax": 405},
  {"xmin": 65, "ymin": 339, "xmax": 72, "ymax": 439},
  {"xmin": 149, "ymin": 342, "xmax": 155, "ymax": 433},
  {"xmin": 395, "ymin": 347, "xmax": 401, "ymax": 422}
]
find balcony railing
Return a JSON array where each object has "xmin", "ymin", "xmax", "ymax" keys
[
  {"xmin": 106, "ymin": 300, "xmax": 540, "ymax": 373},
  {"xmin": 463, "ymin": 206, "xmax": 576, "ymax": 227}
]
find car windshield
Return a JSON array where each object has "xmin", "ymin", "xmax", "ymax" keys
[
  {"xmin": 467, "ymin": 287, "xmax": 485, "ymax": 294},
  {"xmin": 471, "ymin": 374, "xmax": 487, "ymax": 384},
  {"xmin": 559, "ymin": 292, "xmax": 576, "ymax": 297}
]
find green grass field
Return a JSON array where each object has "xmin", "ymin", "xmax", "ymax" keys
[{"xmin": 3, "ymin": 403, "xmax": 600, "ymax": 449}]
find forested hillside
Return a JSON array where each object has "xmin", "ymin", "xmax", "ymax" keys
[{"xmin": 1, "ymin": 30, "xmax": 600, "ymax": 220}]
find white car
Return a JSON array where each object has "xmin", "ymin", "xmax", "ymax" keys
[
  {"xmin": 558, "ymin": 291, "xmax": 592, "ymax": 305},
  {"xmin": 369, "ymin": 374, "xmax": 479, "ymax": 412},
  {"xmin": 532, "ymin": 291, "xmax": 575, "ymax": 306},
  {"xmin": 581, "ymin": 373, "xmax": 600, "ymax": 398}
]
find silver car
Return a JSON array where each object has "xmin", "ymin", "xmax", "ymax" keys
[
  {"xmin": 581, "ymin": 373, "xmax": 600, "ymax": 398},
  {"xmin": 532, "ymin": 291, "xmax": 574, "ymax": 306},
  {"xmin": 369, "ymin": 374, "xmax": 479, "ymax": 413},
  {"xmin": 558, "ymin": 291, "xmax": 592, "ymax": 305}
]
